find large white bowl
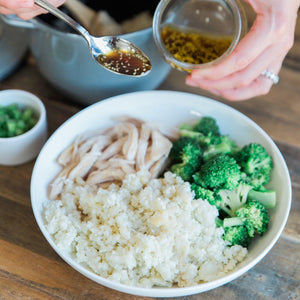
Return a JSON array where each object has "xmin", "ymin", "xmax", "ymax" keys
[{"xmin": 31, "ymin": 90, "xmax": 291, "ymax": 297}]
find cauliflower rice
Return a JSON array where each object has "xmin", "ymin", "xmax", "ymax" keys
[{"xmin": 44, "ymin": 170, "xmax": 247, "ymax": 288}]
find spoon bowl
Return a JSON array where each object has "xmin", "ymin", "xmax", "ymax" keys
[
  {"xmin": 34, "ymin": 0, "xmax": 151, "ymax": 76},
  {"xmin": 89, "ymin": 36, "xmax": 152, "ymax": 76}
]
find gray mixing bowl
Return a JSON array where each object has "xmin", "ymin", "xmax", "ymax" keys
[
  {"xmin": 0, "ymin": 17, "xmax": 28, "ymax": 81},
  {"xmin": 1, "ymin": 14, "xmax": 171, "ymax": 105}
]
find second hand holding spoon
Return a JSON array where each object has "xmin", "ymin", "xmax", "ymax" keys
[{"xmin": 34, "ymin": 0, "xmax": 152, "ymax": 76}]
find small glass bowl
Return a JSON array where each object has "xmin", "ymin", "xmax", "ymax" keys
[{"xmin": 153, "ymin": 0, "xmax": 247, "ymax": 72}]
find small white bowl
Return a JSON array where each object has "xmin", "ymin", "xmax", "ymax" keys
[
  {"xmin": 0, "ymin": 89, "xmax": 48, "ymax": 166},
  {"xmin": 31, "ymin": 90, "xmax": 291, "ymax": 297}
]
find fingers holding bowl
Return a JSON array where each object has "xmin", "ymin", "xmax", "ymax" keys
[
  {"xmin": 188, "ymin": 14, "xmax": 274, "ymax": 82},
  {"xmin": 0, "ymin": 0, "xmax": 65, "ymax": 20},
  {"xmin": 207, "ymin": 62, "xmax": 282, "ymax": 101},
  {"xmin": 186, "ymin": 41, "xmax": 282, "ymax": 90},
  {"xmin": 185, "ymin": 3, "xmax": 296, "ymax": 101}
]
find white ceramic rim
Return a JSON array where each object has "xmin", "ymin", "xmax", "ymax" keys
[
  {"xmin": 0, "ymin": 89, "xmax": 46, "ymax": 141},
  {"xmin": 31, "ymin": 90, "xmax": 292, "ymax": 297}
]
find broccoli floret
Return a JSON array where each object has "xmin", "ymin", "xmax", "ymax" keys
[
  {"xmin": 180, "ymin": 143, "xmax": 203, "ymax": 166},
  {"xmin": 223, "ymin": 225, "xmax": 251, "ymax": 247},
  {"xmin": 169, "ymin": 142, "xmax": 202, "ymax": 181},
  {"xmin": 169, "ymin": 137, "xmax": 202, "ymax": 163},
  {"xmin": 169, "ymin": 137, "xmax": 191, "ymax": 163},
  {"xmin": 224, "ymin": 200, "xmax": 269, "ymax": 237},
  {"xmin": 179, "ymin": 116, "xmax": 221, "ymax": 147},
  {"xmin": 179, "ymin": 127, "xmax": 207, "ymax": 141},
  {"xmin": 236, "ymin": 143, "xmax": 273, "ymax": 187},
  {"xmin": 245, "ymin": 173, "xmax": 271, "ymax": 190},
  {"xmin": 203, "ymin": 135, "xmax": 239, "ymax": 161},
  {"xmin": 193, "ymin": 116, "xmax": 220, "ymax": 136},
  {"xmin": 248, "ymin": 188, "xmax": 276, "ymax": 209},
  {"xmin": 191, "ymin": 183, "xmax": 216, "ymax": 205},
  {"xmin": 180, "ymin": 128, "xmax": 221, "ymax": 146},
  {"xmin": 236, "ymin": 200, "xmax": 270, "ymax": 236},
  {"xmin": 170, "ymin": 163, "xmax": 196, "ymax": 181},
  {"xmin": 215, "ymin": 182, "xmax": 253, "ymax": 217},
  {"xmin": 193, "ymin": 153, "xmax": 242, "ymax": 190}
]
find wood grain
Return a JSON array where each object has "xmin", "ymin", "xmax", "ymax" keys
[
  {"xmin": 0, "ymin": 10, "xmax": 299, "ymax": 300},
  {"xmin": 0, "ymin": 241, "xmax": 144, "ymax": 300}
]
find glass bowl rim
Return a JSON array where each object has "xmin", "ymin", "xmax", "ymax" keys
[{"xmin": 152, "ymin": 0, "xmax": 247, "ymax": 71}]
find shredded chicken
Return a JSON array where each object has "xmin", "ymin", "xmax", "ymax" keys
[
  {"xmin": 49, "ymin": 117, "xmax": 173, "ymax": 199},
  {"xmin": 86, "ymin": 167, "xmax": 126, "ymax": 185},
  {"xmin": 145, "ymin": 129, "xmax": 173, "ymax": 167},
  {"xmin": 136, "ymin": 123, "xmax": 151, "ymax": 170}
]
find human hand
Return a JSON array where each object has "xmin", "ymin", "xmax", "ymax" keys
[
  {"xmin": 186, "ymin": 0, "xmax": 300, "ymax": 101},
  {"xmin": 0, "ymin": 0, "xmax": 65, "ymax": 20}
]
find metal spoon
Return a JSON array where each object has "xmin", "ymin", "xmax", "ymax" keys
[{"xmin": 34, "ymin": 0, "xmax": 152, "ymax": 76}]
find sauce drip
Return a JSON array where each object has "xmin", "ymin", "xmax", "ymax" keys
[
  {"xmin": 161, "ymin": 24, "xmax": 233, "ymax": 69},
  {"xmin": 97, "ymin": 49, "xmax": 151, "ymax": 76}
]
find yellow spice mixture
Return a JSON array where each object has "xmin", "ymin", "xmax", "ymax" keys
[{"xmin": 161, "ymin": 24, "xmax": 233, "ymax": 68}]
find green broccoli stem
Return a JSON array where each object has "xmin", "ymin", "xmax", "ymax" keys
[
  {"xmin": 216, "ymin": 183, "xmax": 253, "ymax": 217},
  {"xmin": 179, "ymin": 128, "xmax": 203, "ymax": 138},
  {"xmin": 248, "ymin": 189, "xmax": 276, "ymax": 209},
  {"xmin": 203, "ymin": 142, "xmax": 232, "ymax": 161},
  {"xmin": 179, "ymin": 129, "xmax": 211, "ymax": 144},
  {"xmin": 215, "ymin": 216, "xmax": 223, "ymax": 227},
  {"xmin": 179, "ymin": 123, "xmax": 194, "ymax": 131},
  {"xmin": 223, "ymin": 217, "xmax": 244, "ymax": 227}
]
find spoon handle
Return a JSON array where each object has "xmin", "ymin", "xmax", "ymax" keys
[{"xmin": 34, "ymin": 0, "xmax": 89, "ymax": 38}]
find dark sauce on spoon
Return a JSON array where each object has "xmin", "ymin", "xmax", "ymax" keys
[{"xmin": 97, "ymin": 49, "xmax": 151, "ymax": 76}]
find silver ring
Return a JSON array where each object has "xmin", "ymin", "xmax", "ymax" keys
[{"xmin": 261, "ymin": 70, "xmax": 279, "ymax": 84}]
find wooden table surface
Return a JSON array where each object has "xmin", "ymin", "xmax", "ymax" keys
[{"xmin": 1, "ymin": 14, "xmax": 299, "ymax": 300}]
